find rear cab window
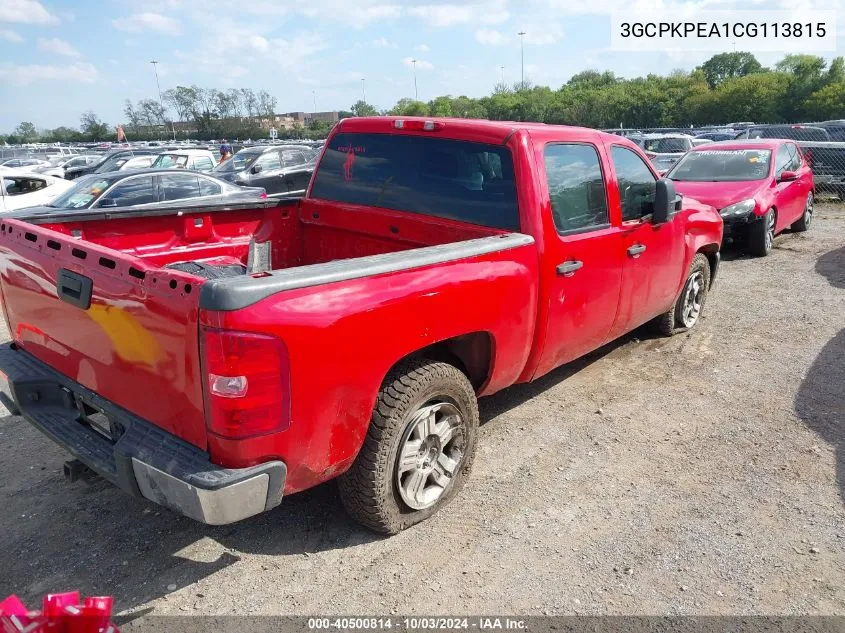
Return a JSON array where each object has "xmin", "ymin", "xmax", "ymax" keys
[{"xmin": 310, "ymin": 132, "xmax": 519, "ymax": 231}]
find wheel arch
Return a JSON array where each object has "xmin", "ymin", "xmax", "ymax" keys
[
  {"xmin": 696, "ymin": 243, "xmax": 720, "ymax": 289},
  {"xmin": 385, "ymin": 331, "xmax": 495, "ymax": 393}
]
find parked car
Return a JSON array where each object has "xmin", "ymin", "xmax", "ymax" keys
[
  {"xmin": 642, "ymin": 134, "xmax": 700, "ymax": 174},
  {"xmin": 695, "ymin": 132, "xmax": 737, "ymax": 142},
  {"xmin": 0, "ymin": 117, "xmax": 723, "ymax": 533},
  {"xmin": 34, "ymin": 154, "xmax": 101, "ymax": 179},
  {"xmin": 737, "ymin": 125, "xmax": 831, "ymax": 142},
  {"xmin": 16, "ymin": 169, "xmax": 266, "ymax": 215},
  {"xmin": 212, "ymin": 145, "xmax": 314, "ymax": 197},
  {"xmin": 0, "ymin": 157, "xmax": 52, "ymax": 170},
  {"xmin": 736, "ymin": 125, "xmax": 845, "ymax": 197},
  {"xmin": 794, "ymin": 141, "xmax": 845, "ymax": 201},
  {"xmin": 666, "ymin": 139, "xmax": 813, "ymax": 256},
  {"xmin": 815, "ymin": 120, "xmax": 845, "ymax": 141},
  {"xmin": 0, "ymin": 170, "xmax": 74, "ymax": 212},
  {"xmin": 64, "ymin": 149, "xmax": 161, "ymax": 180},
  {"xmin": 151, "ymin": 149, "xmax": 218, "ymax": 172}
]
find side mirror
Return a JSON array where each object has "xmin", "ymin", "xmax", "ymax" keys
[
  {"xmin": 778, "ymin": 170, "xmax": 798, "ymax": 182},
  {"xmin": 98, "ymin": 198, "xmax": 117, "ymax": 208},
  {"xmin": 251, "ymin": 164, "xmax": 263, "ymax": 174},
  {"xmin": 652, "ymin": 178, "xmax": 675, "ymax": 224}
]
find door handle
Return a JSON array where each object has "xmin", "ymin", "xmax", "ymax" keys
[
  {"xmin": 556, "ymin": 260, "xmax": 583, "ymax": 276},
  {"xmin": 627, "ymin": 244, "xmax": 647, "ymax": 257}
]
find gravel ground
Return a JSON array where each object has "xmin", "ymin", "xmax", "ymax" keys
[{"xmin": 1, "ymin": 204, "xmax": 844, "ymax": 619}]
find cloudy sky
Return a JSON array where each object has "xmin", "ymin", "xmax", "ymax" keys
[{"xmin": 0, "ymin": 0, "xmax": 842, "ymax": 131}]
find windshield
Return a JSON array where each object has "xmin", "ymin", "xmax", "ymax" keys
[
  {"xmin": 748, "ymin": 127, "xmax": 829, "ymax": 141},
  {"xmin": 213, "ymin": 151, "xmax": 261, "ymax": 173},
  {"xmin": 93, "ymin": 154, "xmax": 129, "ymax": 173},
  {"xmin": 311, "ymin": 132, "xmax": 519, "ymax": 230},
  {"xmin": 644, "ymin": 138, "xmax": 688, "ymax": 153},
  {"xmin": 48, "ymin": 175, "xmax": 120, "ymax": 209},
  {"xmin": 667, "ymin": 149, "xmax": 772, "ymax": 182},
  {"xmin": 152, "ymin": 154, "xmax": 190, "ymax": 168}
]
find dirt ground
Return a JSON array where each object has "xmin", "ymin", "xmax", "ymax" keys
[{"xmin": 1, "ymin": 203, "xmax": 844, "ymax": 620}]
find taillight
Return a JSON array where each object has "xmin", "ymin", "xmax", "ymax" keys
[
  {"xmin": 804, "ymin": 149, "xmax": 814, "ymax": 166},
  {"xmin": 259, "ymin": 191, "xmax": 268, "ymax": 199},
  {"xmin": 201, "ymin": 329, "xmax": 290, "ymax": 439}
]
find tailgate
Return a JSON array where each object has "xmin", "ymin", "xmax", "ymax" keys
[{"xmin": 0, "ymin": 219, "xmax": 208, "ymax": 449}]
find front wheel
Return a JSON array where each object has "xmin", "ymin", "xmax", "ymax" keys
[
  {"xmin": 791, "ymin": 192, "xmax": 813, "ymax": 232},
  {"xmin": 338, "ymin": 359, "xmax": 479, "ymax": 534},
  {"xmin": 747, "ymin": 208, "xmax": 776, "ymax": 257},
  {"xmin": 651, "ymin": 253, "xmax": 711, "ymax": 336}
]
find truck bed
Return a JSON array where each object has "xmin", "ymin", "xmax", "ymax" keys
[
  {"xmin": 18, "ymin": 198, "xmax": 501, "ymax": 273},
  {"xmin": 0, "ymin": 199, "xmax": 528, "ymax": 453}
]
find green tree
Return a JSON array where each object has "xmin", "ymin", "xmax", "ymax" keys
[
  {"xmin": 79, "ymin": 111, "xmax": 110, "ymax": 141},
  {"xmin": 390, "ymin": 99, "xmax": 430, "ymax": 116},
  {"xmin": 804, "ymin": 82, "xmax": 845, "ymax": 121},
  {"xmin": 699, "ymin": 52, "xmax": 763, "ymax": 89},
  {"xmin": 163, "ymin": 86, "xmax": 197, "ymax": 122},
  {"xmin": 827, "ymin": 57, "xmax": 845, "ymax": 83},
  {"xmin": 351, "ymin": 100, "xmax": 378, "ymax": 116},
  {"xmin": 429, "ymin": 96, "xmax": 454, "ymax": 117},
  {"xmin": 13, "ymin": 121, "xmax": 38, "ymax": 142}
]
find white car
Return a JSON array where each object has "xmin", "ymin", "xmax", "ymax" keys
[
  {"xmin": 642, "ymin": 134, "xmax": 701, "ymax": 174},
  {"xmin": 0, "ymin": 170, "xmax": 75, "ymax": 212},
  {"xmin": 150, "ymin": 149, "xmax": 218, "ymax": 172},
  {"xmin": 34, "ymin": 154, "xmax": 102, "ymax": 178}
]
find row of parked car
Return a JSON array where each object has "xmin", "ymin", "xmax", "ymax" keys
[
  {"xmin": 0, "ymin": 142, "xmax": 322, "ymax": 213},
  {"xmin": 613, "ymin": 121, "xmax": 845, "ymax": 200}
]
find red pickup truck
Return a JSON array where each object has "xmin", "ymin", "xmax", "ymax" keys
[{"xmin": 0, "ymin": 118, "xmax": 723, "ymax": 534}]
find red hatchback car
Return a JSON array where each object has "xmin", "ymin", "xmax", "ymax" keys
[{"xmin": 665, "ymin": 139, "xmax": 814, "ymax": 256}]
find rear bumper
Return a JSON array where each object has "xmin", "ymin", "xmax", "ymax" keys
[{"xmin": 0, "ymin": 343, "xmax": 285, "ymax": 525}]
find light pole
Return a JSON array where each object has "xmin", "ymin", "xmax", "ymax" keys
[
  {"xmin": 517, "ymin": 31, "xmax": 526, "ymax": 88},
  {"xmin": 361, "ymin": 78, "xmax": 366, "ymax": 103},
  {"xmin": 499, "ymin": 65, "xmax": 505, "ymax": 85},
  {"xmin": 149, "ymin": 60, "xmax": 174, "ymax": 140},
  {"xmin": 312, "ymin": 90, "xmax": 317, "ymax": 114},
  {"xmin": 411, "ymin": 59, "xmax": 418, "ymax": 101}
]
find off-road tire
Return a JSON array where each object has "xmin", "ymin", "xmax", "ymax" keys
[{"xmin": 338, "ymin": 358, "xmax": 479, "ymax": 534}]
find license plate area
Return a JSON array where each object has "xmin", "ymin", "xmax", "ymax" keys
[{"xmin": 64, "ymin": 387, "xmax": 123, "ymax": 442}]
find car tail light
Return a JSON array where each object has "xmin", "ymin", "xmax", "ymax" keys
[
  {"xmin": 394, "ymin": 120, "xmax": 443, "ymax": 131},
  {"xmin": 259, "ymin": 191, "xmax": 268, "ymax": 199},
  {"xmin": 201, "ymin": 329, "xmax": 290, "ymax": 439},
  {"xmin": 803, "ymin": 148, "xmax": 814, "ymax": 166}
]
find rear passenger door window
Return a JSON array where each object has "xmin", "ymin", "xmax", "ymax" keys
[
  {"xmin": 160, "ymin": 173, "xmax": 201, "ymax": 201},
  {"xmin": 610, "ymin": 146, "xmax": 657, "ymax": 222},
  {"xmin": 198, "ymin": 177, "xmax": 222, "ymax": 197},
  {"xmin": 281, "ymin": 150, "xmax": 306, "ymax": 167},
  {"xmin": 102, "ymin": 176, "xmax": 155, "ymax": 207},
  {"xmin": 544, "ymin": 144, "xmax": 609, "ymax": 233},
  {"xmin": 258, "ymin": 152, "xmax": 282, "ymax": 171}
]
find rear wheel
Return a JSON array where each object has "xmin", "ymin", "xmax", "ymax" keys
[
  {"xmin": 791, "ymin": 192, "xmax": 813, "ymax": 232},
  {"xmin": 338, "ymin": 359, "xmax": 479, "ymax": 534},
  {"xmin": 747, "ymin": 208, "xmax": 776, "ymax": 257},
  {"xmin": 651, "ymin": 253, "xmax": 711, "ymax": 336}
]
